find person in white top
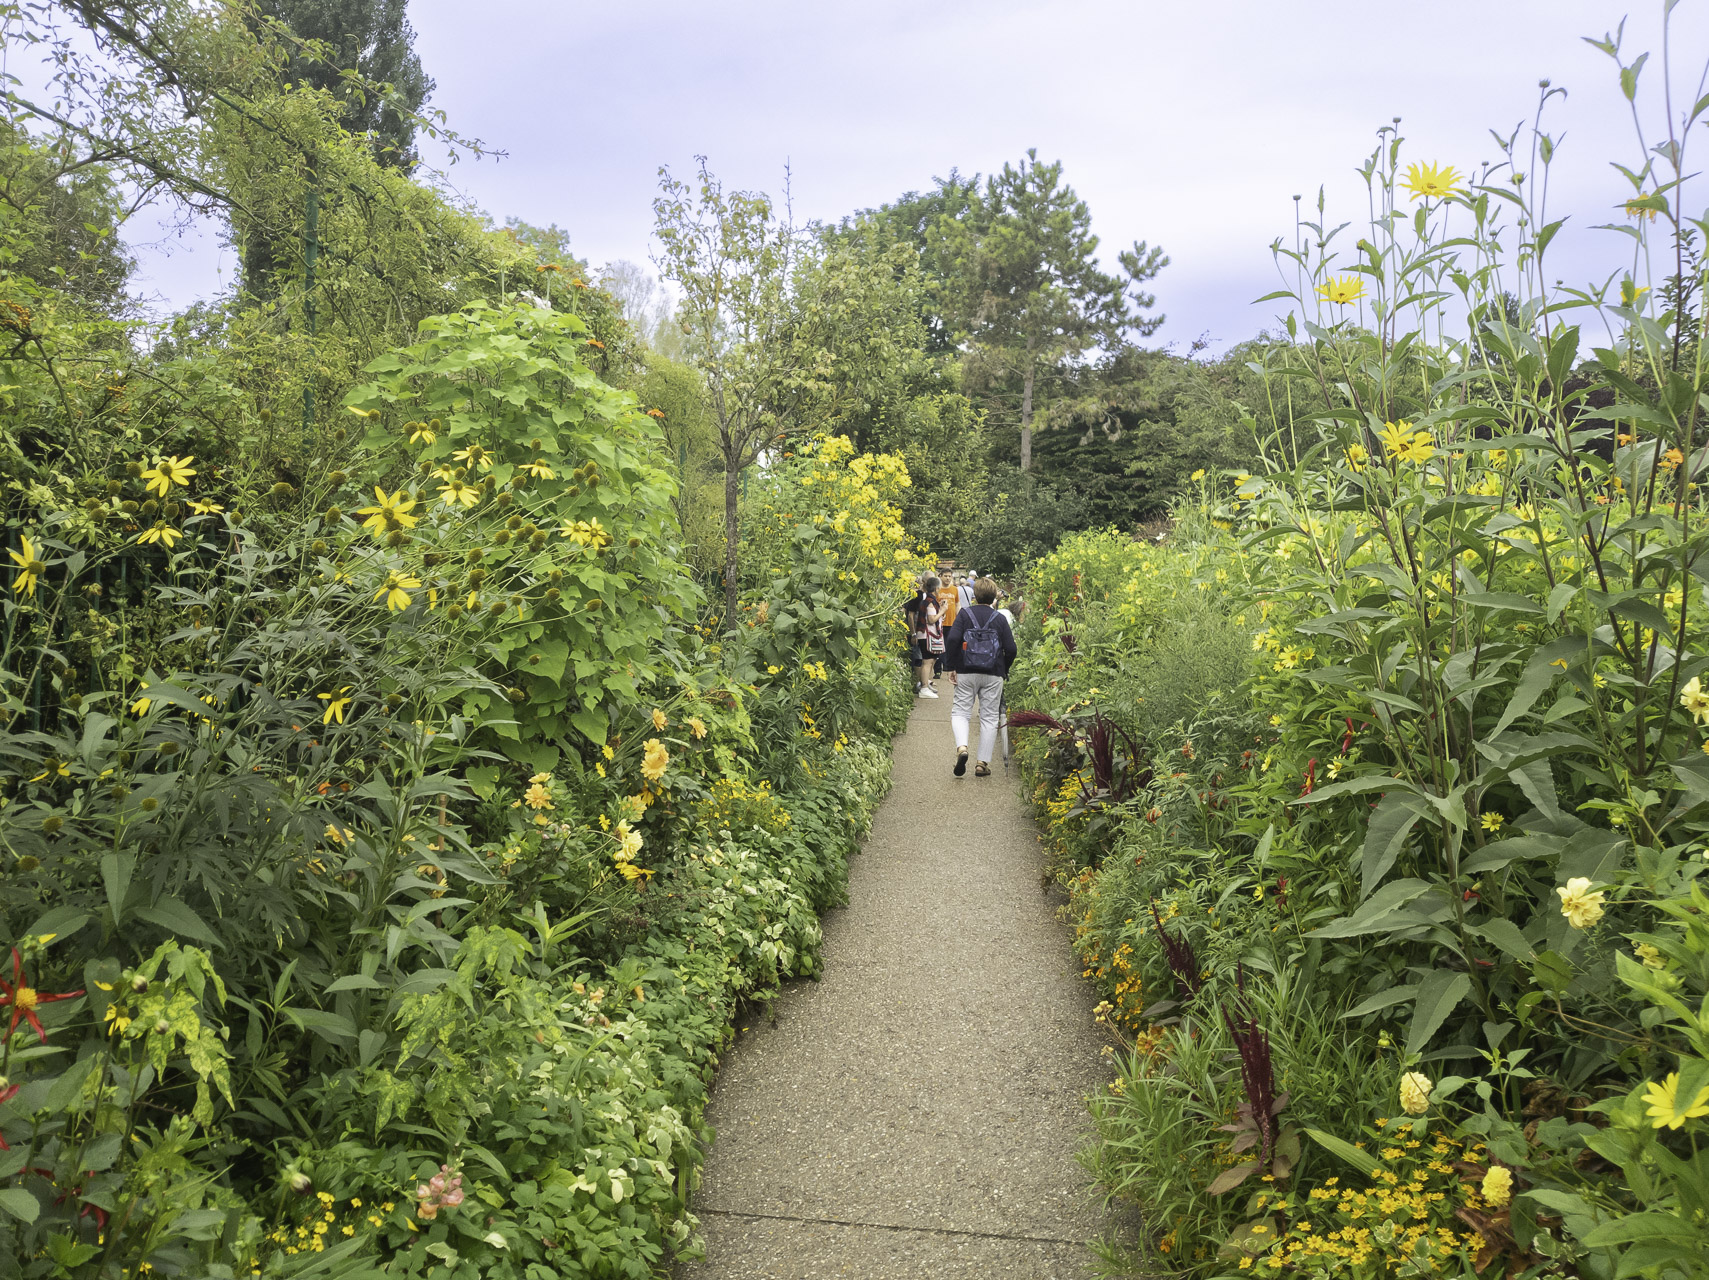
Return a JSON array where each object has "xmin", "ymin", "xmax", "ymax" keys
[{"xmin": 956, "ymin": 571, "xmax": 978, "ymax": 612}]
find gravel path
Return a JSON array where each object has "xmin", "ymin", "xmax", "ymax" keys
[{"xmin": 679, "ymin": 687, "xmax": 1112, "ymax": 1278}]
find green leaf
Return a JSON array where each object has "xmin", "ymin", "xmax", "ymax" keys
[
  {"xmin": 0, "ymin": 1188, "xmax": 39, "ymax": 1224},
  {"xmin": 1304, "ymin": 1128, "xmax": 1381, "ymax": 1176},
  {"xmin": 1295, "ymin": 774, "xmax": 1420, "ymax": 807},
  {"xmin": 1471, "ymin": 918, "xmax": 1535, "ymax": 964},
  {"xmin": 323, "ymin": 975, "xmax": 386, "ymax": 994},
  {"xmin": 1206, "ymin": 1162, "xmax": 1260, "ymax": 1194},
  {"xmin": 136, "ymin": 896, "xmax": 222, "ymax": 947},
  {"xmin": 101, "ymin": 852, "xmax": 135, "ymax": 927},
  {"xmin": 1584, "ymin": 1212, "xmax": 1700, "ymax": 1246},
  {"xmin": 1343, "ymin": 984, "xmax": 1419, "ymax": 1019},
  {"xmin": 1405, "ymin": 969, "xmax": 1472, "ymax": 1057},
  {"xmin": 465, "ymin": 765, "xmax": 501, "ymax": 800},
  {"xmin": 23, "ymin": 906, "xmax": 91, "ymax": 947},
  {"xmin": 1546, "ymin": 326, "xmax": 1580, "ymax": 388},
  {"xmin": 1490, "ymin": 643, "xmax": 1575, "ymax": 736},
  {"xmin": 570, "ymin": 706, "xmax": 608, "ymax": 745},
  {"xmin": 1361, "ymin": 792, "xmax": 1426, "ymax": 899},
  {"xmin": 1310, "ymin": 879, "xmax": 1433, "ymax": 939},
  {"xmin": 281, "ymin": 1008, "xmax": 358, "ymax": 1046}
]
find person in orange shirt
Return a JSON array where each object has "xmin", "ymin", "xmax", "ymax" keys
[{"xmin": 933, "ymin": 577, "xmax": 959, "ymax": 686}]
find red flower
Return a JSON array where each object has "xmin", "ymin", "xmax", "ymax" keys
[{"xmin": 0, "ymin": 948, "xmax": 84, "ymax": 1044}]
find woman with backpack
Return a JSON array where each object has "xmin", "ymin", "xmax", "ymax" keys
[{"xmin": 942, "ymin": 577, "xmax": 1017, "ymax": 777}]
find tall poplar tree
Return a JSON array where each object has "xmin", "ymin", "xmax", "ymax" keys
[{"xmin": 259, "ymin": 0, "xmax": 434, "ymax": 167}]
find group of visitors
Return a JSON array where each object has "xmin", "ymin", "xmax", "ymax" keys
[{"xmin": 903, "ymin": 570, "xmax": 1021, "ymax": 779}]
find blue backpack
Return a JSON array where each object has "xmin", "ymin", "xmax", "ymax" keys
[{"xmin": 961, "ymin": 605, "xmax": 1003, "ymax": 671}]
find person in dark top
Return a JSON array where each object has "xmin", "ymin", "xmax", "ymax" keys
[
  {"xmin": 902, "ymin": 576, "xmax": 941, "ymax": 699},
  {"xmin": 941, "ymin": 576, "xmax": 1017, "ymax": 777}
]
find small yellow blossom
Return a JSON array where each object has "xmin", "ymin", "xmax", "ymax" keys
[
  {"xmin": 1681, "ymin": 676, "xmax": 1709, "ymax": 725},
  {"xmin": 141, "ymin": 454, "xmax": 197, "ymax": 497},
  {"xmin": 1316, "ymin": 275, "xmax": 1366, "ymax": 305},
  {"xmin": 1556, "ymin": 877, "xmax": 1605, "ymax": 929},
  {"xmin": 1481, "ymin": 1166, "xmax": 1513, "ymax": 1206},
  {"xmin": 318, "ymin": 688, "xmax": 353, "ymax": 725},
  {"xmin": 356, "ymin": 486, "xmax": 419, "ymax": 536},
  {"xmin": 8, "ymin": 535, "xmax": 45, "ymax": 597},
  {"xmin": 1644, "ymin": 1072, "xmax": 1709, "ymax": 1130},
  {"xmin": 374, "ymin": 571, "xmax": 422, "ymax": 612},
  {"xmin": 1399, "ymin": 1071, "xmax": 1433, "ymax": 1116},
  {"xmin": 135, "ymin": 522, "xmax": 183, "ymax": 547},
  {"xmin": 1402, "ymin": 161, "xmax": 1464, "ymax": 200}
]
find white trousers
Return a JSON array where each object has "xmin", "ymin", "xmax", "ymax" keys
[{"xmin": 951, "ymin": 672, "xmax": 1005, "ymax": 763}]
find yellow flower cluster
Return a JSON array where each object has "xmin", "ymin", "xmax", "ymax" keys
[
  {"xmin": 262, "ymin": 1193, "xmax": 388, "ymax": 1259},
  {"xmin": 1243, "ymin": 1128, "xmax": 1492, "ymax": 1274},
  {"xmin": 696, "ymin": 775, "xmax": 790, "ymax": 835}
]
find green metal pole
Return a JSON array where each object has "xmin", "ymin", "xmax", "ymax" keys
[{"xmin": 303, "ymin": 183, "xmax": 319, "ymax": 432}]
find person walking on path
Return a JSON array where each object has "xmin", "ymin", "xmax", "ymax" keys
[
  {"xmin": 943, "ymin": 576, "xmax": 1016, "ymax": 777},
  {"xmin": 903, "ymin": 576, "xmax": 941, "ymax": 699},
  {"xmin": 956, "ymin": 570, "xmax": 978, "ymax": 613}
]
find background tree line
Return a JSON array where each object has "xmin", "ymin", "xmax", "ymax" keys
[{"xmin": 3, "ymin": 0, "xmax": 1271, "ymax": 596}]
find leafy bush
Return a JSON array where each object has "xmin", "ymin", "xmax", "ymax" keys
[{"xmin": 1016, "ymin": 18, "xmax": 1709, "ymax": 1278}]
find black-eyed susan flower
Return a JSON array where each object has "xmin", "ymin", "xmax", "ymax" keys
[
  {"xmin": 135, "ymin": 522, "xmax": 183, "ymax": 547},
  {"xmin": 374, "ymin": 571, "xmax": 421, "ymax": 612},
  {"xmin": 317, "ymin": 688, "xmax": 353, "ymax": 725},
  {"xmin": 8, "ymin": 535, "xmax": 45, "ymax": 596},
  {"xmin": 408, "ymin": 421, "xmax": 437, "ymax": 444},
  {"xmin": 437, "ymin": 478, "xmax": 480, "ymax": 509},
  {"xmin": 140, "ymin": 454, "xmax": 197, "ymax": 497},
  {"xmin": 187, "ymin": 499, "xmax": 224, "ymax": 515},
  {"xmin": 356, "ymin": 486, "xmax": 419, "ymax": 537},
  {"xmin": 520, "ymin": 461, "xmax": 555, "ymax": 479},
  {"xmin": 452, "ymin": 444, "xmax": 493, "ymax": 472}
]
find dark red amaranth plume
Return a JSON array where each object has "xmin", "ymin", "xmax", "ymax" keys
[
  {"xmin": 1006, "ymin": 710, "xmax": 1072, "ymax": 734},
  {"xmin": 1150, "ymin": 901, "xmax": 1203, "ymax": 1000},
  {"xmin": 1221, "ymin": 1001, "xmax": 1280, "ymax": 1170}
]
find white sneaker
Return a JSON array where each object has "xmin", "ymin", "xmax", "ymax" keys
[{"xmin": 918, "ymin": 686, "xmax": 939, "ymax": 698}]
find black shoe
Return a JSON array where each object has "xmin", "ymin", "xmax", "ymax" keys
[{"xmin": 953, "ymin": 749, "xmax": 968, "ymax": 777}]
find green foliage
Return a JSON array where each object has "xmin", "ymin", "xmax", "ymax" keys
[
  {"xmin": 345, "ymin": 301, "xmax": 698, "ymax": 766},
  {"xmin": 955, "ymin": 466, "xmax": 1089, "ymax": 579},
  {"xmin": 0, "ymin": 12, "xmax": 917, "ymax": 1276},
  {"xmin": 257, "ymin": 0, "xmax": 435, "ymax": 167},
  {"xmin": 1015, "ymin": 18, "xmax": 1709, "ymax": 1274}
]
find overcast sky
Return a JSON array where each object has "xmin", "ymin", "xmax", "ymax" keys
[{"xmin": 118, "ymin": 0, "xmax": 1708, "ymax": 353}]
